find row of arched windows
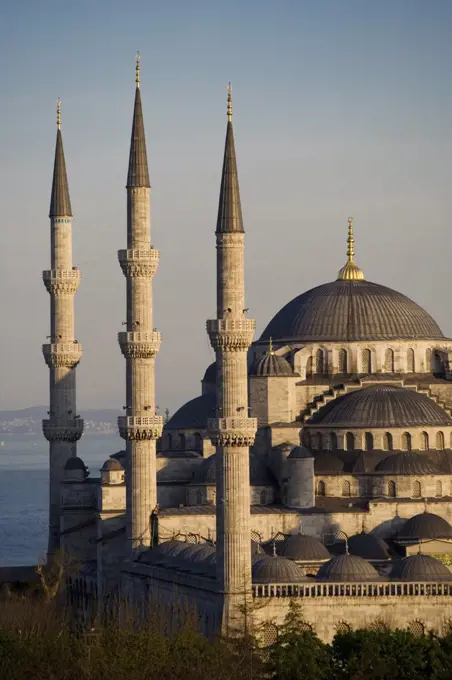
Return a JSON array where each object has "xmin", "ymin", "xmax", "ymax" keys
[
  {"xmin": 307, "ymin": 430, "xmax": 449, "ymax": 452},
  {"xmin": 317, "ymin": 479, "xmax": 444, "ymax": 498},
  {"xmin": 306, "ymin": 347, "xmax": 439, "ymax": 376}
]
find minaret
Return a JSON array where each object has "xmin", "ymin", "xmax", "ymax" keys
[
  {"xmin": 42, "ymin": 99, "xmax": 83, "ymax": 557},
  {"xmin": 207, "ymin": 86, "xmax": 257, "ymax": 631},
  {"xmin": 118, "ymin": 55, "xmax": 163, "ymax": 556}
]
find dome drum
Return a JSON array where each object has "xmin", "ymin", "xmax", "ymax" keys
[{"xmin": 306, "ymin": 426, "xmax": 452, "ymax": 454}]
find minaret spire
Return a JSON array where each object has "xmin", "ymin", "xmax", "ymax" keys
[
  {"xmin": 337, "ymin": 217, "xmax": 365, "ymax": 281},
  {"xmin": 43, "ymin": 99, "xmax": 83, "ymax": 556},
  {"xmin": 118, "ymin": 56, "xmax": 162, "ymax": 556},
  {"xmin": 207, "ymin": 88, "xmax": 257, "ymax": 631}
]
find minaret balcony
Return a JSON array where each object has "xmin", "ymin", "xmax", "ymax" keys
[
  {"xmin": 207, "ymin": 416, "xmax": 257, "ymax": 447},
  {"xmin": 42, "ymin": 342, "xmax": 82, "ymax": 368},
  {"xmin": 118, "ymin": 248, "xmax": 160, "ymax": 278},
  {"xmin": 118, "ymin": 415, "xmax": 164, "ymax": 441},
  {"xmin": 206, "ymin": 318, "xmax": 255, "ymax": 351},
  {"xmin": 42, "ymin": 417, "xmax": 84, "ymax": 442},
  {"xmin": 42, "ymin": 268, "xmax": 81, "ymax": 294},
  {"xmin": 117, "ymin": 331, "xmax": 161, "ymax": 359}
]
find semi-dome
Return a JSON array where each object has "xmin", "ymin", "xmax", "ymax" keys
[
  {"xmin": 307, "ymin": 385, "xmax": 452, "ymax": 428},
  {"xmin": 317, "ymin": 554, "xmax": 381, "ymax": 581},
  {"xmin": 192, "ymin": 453, "xmax": 274, "ymax": 486},
  {"xmin": 390, "ymin": 554, "xmax": 452, "ymax": 581},
  {"xmin": 397, "ymin": 512, "xmax": 452, "ymax": 541},
  {"xmin": 64, "ymin": 457, "xmax": 86, "ymax": 471},
  {"xmin": 165, "ymin": 393, "xmax": 216, "ymax": 430},
  {"xmin": 260, "ymin": 279, "xmax": 444, "ymax": 343},
  {"xmin": 376, "ymin": 452, "xmax": 440, "ymax": 475},
  {"xmin": 314, "ymin": 452, "xmax": 344, "ymax": 474},
  {"xmin": 279, "ymin": 534, "xmax": 330, "ymax": 561},
  {"xmin": 250, "ymin": 351, "xmax": 293, "ymax": 377},
  {"xmin": 252, "ymin": 554, "xmax": 308, "ymax": 583},
  {"xmin": 347, "ymin": 532, "xmax": 390, "ymax": 561}
]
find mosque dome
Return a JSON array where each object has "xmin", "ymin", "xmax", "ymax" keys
[
  {"xmin": 317, "ymin": 554, "xmax": 381, "ymax": 582},
  {"xmin": 397, "ymin": 512, "xmax": 452, "ymax": 541},
  {"xmin": 288, "ymin": 446, "xmax": 313, "ymax": 460},
  {"xmin": 347, "ymin": 532, "xmax": 390, "ymax": 561},
  {"xmin": 137, "ymin": 540, "xmax": 188, "ymax": 565},
  {"xmin": 192, "ymin": 453, "xmax": 274, "ymax": 486},
  {"xmin": 64, "ymin": 457, "xmax": 86, "ymax": 471},
  {"xmin": 202, "ymin": 362, "xmax": 216, "ymax": 385},
  {"xmin": 279, "ymin": 534, "xmax": 330, "ymax": 561},
  {"xmin": 390, "ymin": 554, "xmax": 452, "ymax": 581},
  {"xmin": 307, "ymin": 385, "xmax": 452, "ymax": 428},
  {"xmin": 375, "ymin": 452, "xmax": 440, "ymax": 476},
  {"xmin": 165, "ymin": 393, "xmax": 216, "ymax": 430},
  {"xmin": 250, "ymin": 348, "xmax": 294, "ymax": 377},
  {"xmin": 101, "ymin": 458, "xmax": 124, "ymax": 471},
  {"xmin": 251, "ymin": 554, "xmax": 308, "ymax": 583}
]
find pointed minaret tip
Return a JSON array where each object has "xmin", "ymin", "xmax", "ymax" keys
[
  {"xmin": 49, "ymin": 98, "xmax": 72, "ymax": 218},
  {"xmin": 337, "ymin": 217, "xmax": 365, "ymax": 281},
  {"xmin": 127, "ymin": 52, "xmax": 150, "ymax": 188},
  {"xmin": 216, "ymin": 83, "xmax": 244, "ymax": 233}
]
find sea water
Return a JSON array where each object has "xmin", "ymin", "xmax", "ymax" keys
[{"xmin": 0, "ymin": 434, "xmax": 123, "ymax": 566}]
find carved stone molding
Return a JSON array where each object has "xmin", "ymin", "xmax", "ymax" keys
[
  {"xmin": 216, "ymin": 233, "xmax": 245, "ymax": 246},
  {"xmin": 208, "ymin": 416, "xmax": 257, "ymax": 447},
  {"xmin": 42, "ymin": 268, "xmax": 81, "ymax": 295},
  {"xmin": 42, "ymin": 342, "xmax": 83, "ymax": 368},
  {"xmin": 42, "ymin": 418, "xmax": 84, "ymax": 442},
  {"xmin": 207, "ymin": 318, "xmax": 255, "ymax": 351},
  {"xmin": 118, "ymin": 248, "xmax": 160, "ymax": 278},
  {"xmin": 118, "ymin": 414, "xmax": 164, "ymax": 441},
  {"xmin": 118, "ymin": 331, "xmax": 161, "ymax": 359}
]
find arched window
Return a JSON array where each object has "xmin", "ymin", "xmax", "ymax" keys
[
  {"xmin": 412, "ymin": 481, "xmax": 421, "ymax": 498},
  {"xmin": 387, "ymin": 480, "xmax": 396, "ymax": 498},
  {"xmin": 167, "ymin": 433, "xmax": 173, "ymax": 450},
  {"xmin": 261, "ymin": 623, "xmax": 278, "ymax": 646},
  {"xmin": 306, "ymin": 356, "xmax": 313, "ymax": 377},
  {"xmin": 316, "ymin": 349, "xmax": 324, "ymax": 375},
  {"xmin": 433, "ymin": 352, "xmax": 443, "ymax": 375},
  {"xmin": 317, "ymin": 480, "xmax": 326, "ymax": 496},
  {"xmin": 346, "ymin": 432, "xmax": 355, "ymax": 451},
  {"xmin": 402, "ymin": 432, "xmax": 412, "ymax": 451},
  {"xmin": 425, "ymin": 348, "xmax": 432, "ymax": 372},
  {"xmin": 316, "ymin": 432, "xmax": 323, "ymax": 450},
  {"xmin": 195, "ymin": 489, "xmax": 203, "ymax": 505},
  {"xmin": 383, "ymin": 432, "xmax": 393, "ymax": 451},
  {"xmin": 436, "ymin": 431, "xmax": 445, "ymax": 450},
  {"xmin": 303, "ymin": 430, "xmax": 311, "ymax": 448},
  {"xmin": 365, "ymin": 432, "xmax": 373, "ymax": 451},
  {"xmin": 407, "ymin": 348, "xmax": 415, "ymax": 373},
  {"xmin": 194, "ymin": 433, "xmax": 202, "ymax": 452},
  {"xmin": 361, "ymin": 349, "xmax": 372, "ymax": 374},
  {"xmin": 342, "ymin": 480, "xmax": 351, "ymax": 497},
  {"xmin": 435, "ymin": 480, "xmax": 443, "ymax": 498},
  {"xmin": 330, "ymin": 432, "xmax": 338, "ymax": 450},
  {"xmin": 179, "ymin": 433, "xmax": 186, "ymax": 450},
  {"xmin": 384, "ymin": 348, "xmax": 395, "ymax": 372},
  {"xmin": 420, "ymin": 432, "xmax": 429, "ymax": 451},
  {"xmin": 338, "ymin": 349, "xmax": 348, "ymax": 373},
  {"xmin": 408, "ymin": 621, "xmax": 425, "ymax": 637},
  {"xmin": 260, "ymin": 489, "xmax": 268, "ymax": 505}
]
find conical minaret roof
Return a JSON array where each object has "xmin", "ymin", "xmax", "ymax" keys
[
  {"xmin": 126, "ymin": 54, "xmax": 150, "ymax": 188},
  {"xmin": 216, "ymin": 84, "xmax": 244, "ymax": 234},
  {"xmin": 49, "ymin": 99, "xmax": 72, "ymax": 218}
]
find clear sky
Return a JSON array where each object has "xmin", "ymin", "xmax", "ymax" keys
[{"xmin": 1, "ymin": 0, "xmax": 451, "ymax": 414}]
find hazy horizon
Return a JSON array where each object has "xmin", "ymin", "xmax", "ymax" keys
[{"xmin": 1, "ymin": 0, "xmax": 451, "ymax": 414}]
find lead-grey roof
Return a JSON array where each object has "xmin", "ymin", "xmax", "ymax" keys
[
  {"xmin": 347, "ymin": 532, "xmax": 390, "ymax": 561},
  {"xmin": 260, "ymin": 279, "xmax": 444, "ymax": 343},
  {"xmin": 49, "ymin": 129, "xmax": 72, "ymax": 217},
  {"xmin": 390, "ymin": 554, "xmax": 452, "ymax": 581},
  {"xmin": 216, "ymin": 121, "xmax": 244, "ymax": 233},
  {"xmin": 279, "ymin": 534, "xmax": 330, "ymax": 561},
  {"xmin": 165, "ymin": 393, "xmax": 216, "ymax": 431},
  {"xmin": 397, "ymin": 512, "xmax": 452, "ymax": 541},
  {"xmin": 249, "ymin": 353, "xmax": 294, "ymax": 377},
  {"xmin": 126, "ymin": 87, "xmax": 150, "ymax": 188},
  {"xmin": 375, "ymin": 452, "xmax": 440, "ymax": 475},
  {"xmin": 64, "ymin": 456, "xmax": 86, "ymax": 471},
  {"xmin": 202, "ymin": 362, "xmax": 216, "ymax": 385},
  {"xmin": 317, "ymin": 554, "xmax": 381, "ymax": 581},
  {"xmin": 307, "ymin": 385, "xmax": 452, "ymax": 428},
  {"xmin": 252, "ymin": 554, "xmax": 308, "ymax": 583}
]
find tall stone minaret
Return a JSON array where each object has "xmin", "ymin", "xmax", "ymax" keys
[
  {"xmin": 118, "ymin": 56, "xmax": 163, "ymax": 556},
  {"xmin": 42, "ymin": 99, "xmax": 83, "ymax": 557},
  {"xmin": 207, "ymin": 86, "xmax": 257, "ymax": 631}
]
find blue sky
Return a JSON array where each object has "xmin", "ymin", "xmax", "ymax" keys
[{"xmin": 1, "ymin": 0, "xmax": 451, "ymax": 412}]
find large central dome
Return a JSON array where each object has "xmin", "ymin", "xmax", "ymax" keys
[{"xmin": 260, "ymin": 279, "xmax": 444, "ymax": 343}]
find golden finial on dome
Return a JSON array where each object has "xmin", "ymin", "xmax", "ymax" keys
[
  {"xmin": 136, "ymin": 51, "xmax": 140, "ymax": 88},
  {"xmin": 227, "ymin": 82, "xmax": 232, "ymax": 122},
  {"xmin": 268, "ymin": 337, "xmax": 274, "ymax": 355},
  {"xmin": 337, "ymin": 217, "xmax": 365, "ymax": 281},
  {"xmin": 56, "ymin": 98, "xmax": 61, "ymax": 130}
]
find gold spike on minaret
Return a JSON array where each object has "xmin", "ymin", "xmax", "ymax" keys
[
  {"xmin": 227, "ymin": 82, "xmax": 232, "ymax": 122},
  {"xmin": 136, "ymin": 51, "xmax": 140, "ymax": 88},
  {"xmin": 57, "ymin": 98, "xmax": 61, "ymax": 130},
  {"xmin": 337, "ymin": 217, "xmax": 365, "ymax": 281},
  {"xmin": 268, "ymin": 337, "xmax": 274, "ymax": 355}
]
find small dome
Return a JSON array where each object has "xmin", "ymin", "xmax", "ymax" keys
[
  {"xmin": 397, "ymin": 512, "xmax": 452, "ymax": 541},
  {"xmin": 138, "ymin": 540, "xmax": 188, "ymax": 564},
  {"xmin": 288, "ymin": 446, "xmax": 313, "ymax": 460},
  {"xmin": 101, "ymin": 458, "xmax": 124, "ymax": 471},
  {"xmin": 202, "ymin": 362, "xmax": 216, "ymax": 385},
  {"xmin": 180, "ymin": 544, "xmax": 216, "ymax": 564},
  {"xmin": 250, "ymin": 352, "xmax": 293, "ymax": 377},
  {"xmin": 64, "ymin": 457, "xmax": 86, "ymax": 471},
  {"xmin": 390, "ymin": 554, "xmax": 452, "ymax": 581},
  {"xmin": 252, "ymin": 554, "xmax": 308, "ymax": 583},
  {"xmin": 376, "ymin": 452, "xmax": 439, "ymax": 475},
  {"xmin": 165, "ymin": 393, "xmax": 216, "ymax": 430},
  {"xmin": 314, "ymin": 452, "xmax": 344, "ymax": 474},
  {"xmin": 347, "ymin": 532, "xmax": 390, "ymax": 561},
  {"xmin": 192, "ymin": 453, "xmax": 274, "ymax": 486},
  {"xmin": 174, "ymin": 544, "xmax": 209, "ymax": 564},
  {"xmin": 279, "ymin": 534, "xmax": 330, "ymax": 561},
  {"xmin": 317, "ymin": 554, "xmax": 381, "ymax": 582}
]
